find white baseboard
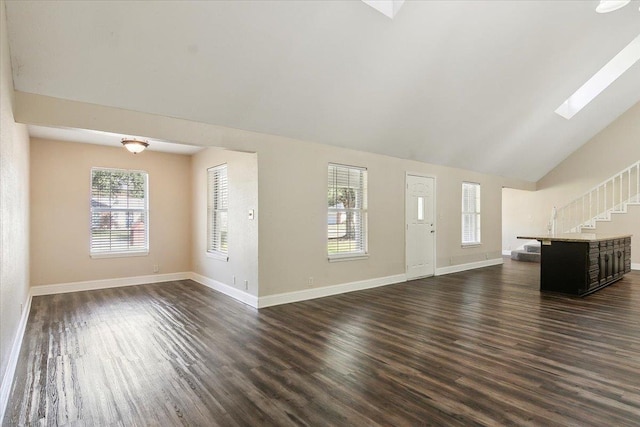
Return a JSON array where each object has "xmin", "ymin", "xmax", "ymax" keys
[
  {"xmin": 435, "ymin": 258, "xmax": 504, "ymax": 276},
  {"xmin": 189, "ymin": 273, "xmax": 258, "ymax": 308},
  {"xmin": 257, "ymin": 274, "xmax": 407, "ymax": 308},
  {"xmin": 632, "ymin": 263, "xmax": 640, "ymax": 271},
  {"xmin": 502, "ymin": 250, "xmax": 511, "ymax": 256},
  {"xmin": 30, "ymin": 272, "xmax": 191, "ymax": 296},
  {"xmin": 0, "ymin": 291, "xmax": 33, "ymax": 423}
]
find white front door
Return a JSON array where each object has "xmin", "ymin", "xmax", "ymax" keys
[{"xmin": 406, "ymin": 175, "xmax": 435, "ymax": 279}]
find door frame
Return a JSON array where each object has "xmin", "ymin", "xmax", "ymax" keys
[{"xmin": 405, "ymin": 172, "xmax": 437, "ymax": 279}]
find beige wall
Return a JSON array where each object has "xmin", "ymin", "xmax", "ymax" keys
[
  {"xmin": 249, "ymin": 138, "xmax": 510, "ymax": 296},
  {"xmin": 503, "ymin": 102, "xmax": 640, "ymax": 264},
  {"xmin": 191, "ymin": 148, "xmax": 258, "ymax": 295},
  {"xmin": 30, "ymin": 139, "xmax": 192, "ymax": 286},
  {"xmin": 14, "ymin": 92, "xmax": 536, "ymax": 297},
  {"xmin": 188, "ymin": 137, "xmax": 509, "ymax": 297},
  {"xmin": 0, "ymin": 0, "xmax": 30, "ymax": 398}
]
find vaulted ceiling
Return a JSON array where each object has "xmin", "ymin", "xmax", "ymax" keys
[{"xmin": 4, "ymin": 1, "xmax": 640, "ymax": 182}]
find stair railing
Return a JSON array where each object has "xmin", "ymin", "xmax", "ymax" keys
[{"xmin": 556, "ymin": 160, "xmax": 640, "ymax": 233}]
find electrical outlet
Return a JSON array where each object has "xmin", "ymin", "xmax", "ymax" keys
[
  {"xmin": 153, "ymin": 264, "xmax": 160, "ymax": 273},
  {"xmin": 308, "ymin": 277, "xmax": 313, "ymax": 287},
  {"xmin": 244, "ymin": 280, "xmax": 248, "ymax": 290}
]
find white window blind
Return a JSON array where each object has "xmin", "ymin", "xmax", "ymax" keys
[
  {"xmin": 208, "ymin": 164, "xmax": 228, "ymax": 255},
  {"xmin": 328, "ymin": 163, "xmax": 368, "ymax": 257},
  {"xmin": 462, "ymin": 182, "xmax": 481, "ymax": 245},
  {"xmin": 90, "ymin": 168, "xmax": 149, "ymax": 256}
]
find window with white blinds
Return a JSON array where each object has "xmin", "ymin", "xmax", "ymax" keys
[
  {"xmin": 90, "ymin": 168, "xmax": 149, "ymax": 257},
  {"xmin": 462, "ymin": 182, "xmax": 481, "ymax": 245},
  {"xmin": 328, "ymin": 163, "xmax": 368, "ymax": 259},
  {"xmin": 207, "ymin": 164, "xmax": 228, "ymax": 256}
]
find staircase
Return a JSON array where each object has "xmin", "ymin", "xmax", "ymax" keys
[
  {"xmin": 511, "ymin": 242, "xmax": 540, "ymax": 263},
  {"xmin": 556, "ymin": 161, "xmax": 640, "ymax": 234}
]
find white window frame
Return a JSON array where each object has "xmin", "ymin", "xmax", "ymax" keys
[
  {"xmin": 90, "ymin": 168, "xmax": 149, "ymax": 258},
  {"xmin": 327, "ymin": 163, "xmax": 368, "ymax": 261},
  {"xmin": 207, "ymin": 164, "xmax": 229, "ymax": 261},
  {"xmin": 462, "ymin": 181, "xmax": 481, "ymax": 247}
]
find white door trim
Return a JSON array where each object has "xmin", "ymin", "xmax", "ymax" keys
[{"xmin": 405, "ymin": 172, "xmax": 437, "ymax": 279}]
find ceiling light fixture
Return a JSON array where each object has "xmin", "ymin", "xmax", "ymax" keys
[
  {"xmin": 595, "ymin": 0, "xmax": 632, "ymax": 13},
  {"xmin": 121, "ymin": 138, "xmax": 149, "ymax": 154}
]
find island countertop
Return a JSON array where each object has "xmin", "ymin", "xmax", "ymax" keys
[{"xmin": 517, "ymin": 233, "xmax": 632, "ymax": 243}]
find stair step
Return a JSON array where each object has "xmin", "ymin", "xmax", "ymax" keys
[
  {"xmin": 524, "ymin": 244, "xmax": 541, "ymax": 254},
  {"xmin": 510, "ymin": 250, "xmax": 541, "ymax": 263}
]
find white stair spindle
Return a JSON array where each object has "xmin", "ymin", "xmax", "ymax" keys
[
  {"xmin": 619, "ymin": 173, "xmax": 622, "ymax": 210},
  {"xmin": 628, "ymin": 168, "xmax": 631, "ymax": 204}
]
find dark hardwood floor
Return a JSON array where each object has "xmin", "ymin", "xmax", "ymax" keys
[{"xmin": 4, "ymin": 259, "xmax": 640, "ymax": 426}]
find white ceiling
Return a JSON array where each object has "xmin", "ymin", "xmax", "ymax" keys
[{"xmin": 5, "ymin": 1, "xmax": 640, "ymax": 182}]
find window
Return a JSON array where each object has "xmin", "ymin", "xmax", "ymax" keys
[
  {"xmin": 207, "ymin": 164, "xmax": 228, "ymax": 257},
  {"xmin": 328, "ymin": 163, "xmax": 368, "ymax": 259},
  {"xmin": 462, "ymin": 182, "xmax": 481, "ymax": 246},
  {"xmin": 90, "ymin": 168, "xmax": 148, "ymax": 257}
]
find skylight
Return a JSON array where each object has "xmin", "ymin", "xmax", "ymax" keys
[
  {"xmin": 555, "ymin": 33, "xmax": 640, "ymax": 120},
  {"xmin": 361, "ymin": 0, "xmax": 405, "ymax": 19}
]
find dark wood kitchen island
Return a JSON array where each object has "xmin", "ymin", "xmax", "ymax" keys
[{"xmin": 517, "ymin": 233, "xmax": 631, "ymax": 296}]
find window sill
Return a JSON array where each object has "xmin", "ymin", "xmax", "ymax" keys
[
  {"xmin": 207, "ymin": 251, "xmax": 229, "ymax": 262},
  {"xmin": 328, "ymin": 254, "xmax": 369, "ymax": 263},
  {"xmin": 90, "ymin": 251, "xmax": 149, "ymax": 259},
  {"xmin": 461, "ymin": 243, "xmax": 482, "ymax": 248}
]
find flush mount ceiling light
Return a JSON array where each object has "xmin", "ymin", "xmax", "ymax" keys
[
  {"xmin": 361, "ymin": 0, "xmax": 405, "ymax": 19},
  {"xmin": 121, "ymin": 138, "xmax": 149, "ymax": 154},
  {"xmin": 555, "ymin": 33, "xmax": 640, "ymax": 120},
  {"xmin": 595, "ymin": 0, "xmax": 638, "ymax": 13},
  {"xmin": 596, "ymin": 0, "xmax": 630, "ymax": 13}
]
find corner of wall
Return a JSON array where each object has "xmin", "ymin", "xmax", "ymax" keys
[{"xmin": 0, "ymin": 0, "xmax": 32, "ymax": 419}]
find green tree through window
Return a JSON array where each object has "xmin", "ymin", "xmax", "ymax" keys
[
  {"xmin": 328, "ymin": 164, "xmax": 367, "ymax": 257},
  {"xmin": 90, "ymin": 168, "xmax": 149, "ymax": 256}
]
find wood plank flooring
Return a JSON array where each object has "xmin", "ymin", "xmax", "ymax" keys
[{"xmin": 4, "ymin": 259, "xmax": 640, "ymax": 426}]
